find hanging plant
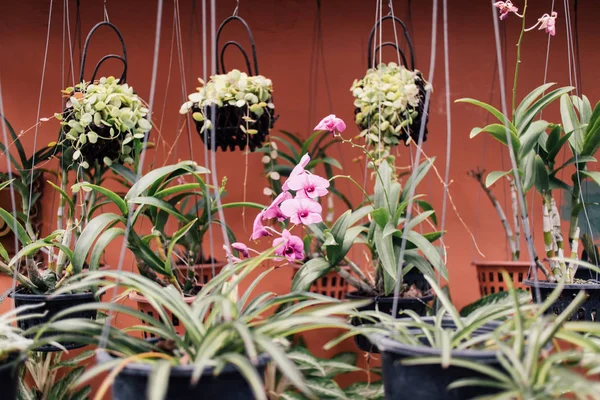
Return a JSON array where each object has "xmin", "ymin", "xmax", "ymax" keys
[
  {"xmin": 351, "ymin": 62, "xmax": 429, "ymax": 151},
  {"xmin": 56, "ymin": 76, "xmax": 150, "ymax": 170},
  {"xmin": 180, "ymin": 69, "xmax": 276, "ymax": 152}
]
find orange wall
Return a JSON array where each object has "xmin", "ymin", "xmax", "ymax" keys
[{"xmin": 1, "ymin": 0, "xmax": 599, "ymax": 356}]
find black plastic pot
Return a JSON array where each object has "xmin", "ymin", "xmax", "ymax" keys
[
  {"xmin": 0, "ymin": 353, "xmax": 25, "ymax": 400},
  {"xmin": 193, "ymin": 103, "xmax": 276, "ymax": 152},
  {"xmin": 524, "ymin": 279, "xmax": 600, "ymax": 321},
  {"xmin": 374, "ymin": 318, "xmax": 502, "ymax": 400},
  {"xmin": 97, "ymin": 350, "xmax": 270, "ymax": 400},
  {"xmin": 9, "ymin": 289, "xmax": 100, "ymax": 351},
  {"xmin": 345, "ymin": 270, "xmax": 433, "ymax": 353}
]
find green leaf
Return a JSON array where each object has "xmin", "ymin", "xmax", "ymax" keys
[
  {"xmin": 514, "ymin": 83, "xmax": 556, "ymax": 126},
  {"xmin": 305, "ymin": 377, "xmax": 347, "ymax": 399},
  {"xmin": 305, "ymin": 156, "xmax": 343, "ymax": 170},
  {"xmin": 148, "ymin": 360, "xmax": 171, "ymax": 400},
  {"xmin": 371, "ymin": 207, "xmax": 389, "ymax": 228},
  {"xmin": 533, "ymin": 155, "xmax": 549, "ymax": 193},
  {"xmin": 78, "ymin": 183, "xmax": 128, "ymax": 216},
  {"xmin": 580, "ymin": 170, "xmax": 600, "ymax": 187},
  {"xmin": 469, "ymin": 124, "xmax": 520, "ymax": 153},
  {"xmin": 485, "ymin": 171, "xmax": 510, "ymax": 188},
  {"xmin": 416, "ymin": 200, "xmax": 437, "ymax": 226},
  {"xmin": 552, "ymin": 155, "xmax": 596, "ymax": 175},
  {"xmin": 400, "ymin": 158, "xmax": 435, "ymax": 203},
  {"xmin": 164, "ymin": 219, "xmax": 198, "ymax": 275},
  {"xmin": 345, "ymin": 382, "xmax": 385, "ymax": 400},
  {"xmin": 217, "ymin": 354, "xmax": 267, "ymax": 400},
  {"xmin": 51, "ymin": 350, "xmax": 95, "ymax": 369},
  {"xmin": 47, "ymin": 181, "xmax": 75, "ymax": 218},
  {"xmin": 291, "ymin": 257, "xmax": 331, "ymax": 292},
  {"xmin": 0, "ymin": 208, "xmax": 31, "ymax": 245},
  {"xmin": 455, "ymin": 99, "xmax": 516, "ymax": 131},
  {"xmin": 126, "ymin": 161, "xmax": 208, "ymax": 200},
  {"xmin": 560, "ymin": 93, "xmax": 583, "ymax": 153},
  {"xmin": 522, "ymin": 152, "xmax": 536, "ymax": 192},
  {"xmin": 405, "ymin": 230, "xmax": 445, "ymax": 276},
  {"xmin": 518, "ymin": 120, "xmax": 549, "ymax": 159},
  {"xmin": 89, "ymin": 227, "xmax": 125, "ymax": 271},
  {"xmin": 518, "ymin": 86, "xmax": 574, "ymax": 135},
  {"xmin": 374, "ymin": 223, "xmax": 397, "ymax": 295},
  {"xmin": 72, "ymin": 213, "xmax": 123, "ymax": 274}
]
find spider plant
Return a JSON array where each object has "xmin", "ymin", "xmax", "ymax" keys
[
  {"xmin": 35, "ymin": 251, "xmax": 369, "ymax": 400},
  {"xmin": 265, "ymin": 343, "xmax": 384, "ymax": 400}
]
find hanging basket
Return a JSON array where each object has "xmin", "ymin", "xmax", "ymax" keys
[
  {"xmin": 97, "ymin": 350, "xmax": 270, "ymax": 400},
  {"xmin": 473, "ymin": 261, "xmax": 544, "ymax": 296},
  {"xmin": 345, "ymin": 269, "xmax": 433, "ymax": 353},
  {"xmin": 291, "ymin": 265, "xmax": 350, "ymax": 300},
  {"xmin": 9, "ymin": 289, "xmax": 100, "ymax": 352},
  {"xmin": 192, "ymin": 15, "xmax": 277, "ymax": 152},
  {"xmin": 129, "ymin": 291, "xmax": 196, "ymax": 339},
  {"xmin": 353, "ymin": 16, "xmax": 429, "ymax": 147},
  {"xmin": 524, "ymin": 280, "xmax": 600, "ymax": 322},
  {"xmin": 0, "ymin": 353, "xmax": 26, "ymax": 400}
]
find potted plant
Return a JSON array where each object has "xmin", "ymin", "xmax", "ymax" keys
[
  {"xmin": 366, "ymin": 272, "xmax": 598, "ymax": 399},
  {"xmin": 39, "ymin": 252, "xmax": 369, "ymax": 400},
  {"xmin": 0, "ymin": 76, "xmax": 151, "ymax": 350},
  {"xmin": 180, "ymin": 70, "xmax": 276, "ymax": 152},
  {"xmin": 257, "ymin": 125, "xmax": 357, "ymax": 299},
  {"xmin": 70, "ymin": 160, "xmax": 263, "ymax": 333},
  {"xmin": 285, "ymin": 116, "xmax": 445, "ymax": 351},
  {"xmin": 351, "ymin": 61, "xmax": 429, "ymax": 155}
]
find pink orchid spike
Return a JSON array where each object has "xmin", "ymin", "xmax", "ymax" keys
[
  {"xmin": 263, "ymin": 191, "xmax": 293, "ymax": 221},
  {"xmin": 494, "ymin": 1, "xmax": 518, "ymax": 20},
  {"xmin": 280, "ymin": 198, "xmax": 323, "ymax": 225},
  {"xmin": 286, "ymin": 173, "xmax": 330, "ymax": 199},
  {"xmin": 538, "ymin": 11, "xmax": 557, "ymax": 36},
  {"xmin": 314, "ymin": 114, "xmax": 346, "ymax": 134},
  {"xmin": 273, "ymin": 229, "xmax": 305, "ymax": 262},
  {"xmin": 282, "ymin": 153, "xmax": 310, "ymax": 191},
  {"xmin": 250, "ymin": 211, "xmax": 270, "ymax": 241}
]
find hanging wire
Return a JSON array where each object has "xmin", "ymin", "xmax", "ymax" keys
[
  {"xmin": 0, "ymin": 80, "xmax": 21, "ymax": 303},
  {"xmin": 391, "ymin": 0, "xmax": 438, "ymax": 317},
  {"xmin": 103, "ymin": 0, "xmax": 110, "ymax": 22},
  {"xmin": 437, "ymin": 0, "xmax": 452, "ymax": 267},
  {"xmin": 489, "ymin": 0, "xmax": 542, "ymax": 303},
  {"xmin": 232, "ymin": 0, "xmax": 240, "ymax": 17},
  {"xmin": 562, "ymin": 0, "xmax": 598, "ymax": 279},
  {"xmin": 25, "ymin": 0, "xmax": 54, "ymax": 235},
  {"xmin": 99, "ymin": 0, "xmax": 164, "ymax": 348},
  {"xmin": 209, "ymin": 0, "xmax": 234, "ymax": 264}
]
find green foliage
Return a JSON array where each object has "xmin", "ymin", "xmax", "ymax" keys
[
  {"xmin": 57, "ymin": 76, "xmax": 150, "ymax": 170},
  {"xmin": 39, "ymin": 255, "xmax": 369, "ymax": 400}
]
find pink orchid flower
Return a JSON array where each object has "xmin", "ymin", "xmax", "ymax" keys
[
  {"xmin": 314, "ymin": 114, "xmax": 346, "ymax": 134},
  {"xmin": 263, "ymin": 191, "xmax": 293, "ymax": 221},
  {"xmin": 280, "ymin": 198, "xmax": 323, "ymax": 225},
  {"xmin": 250, "ymin": 211, "xmax": 270, "ymax": 240},
  {"xmin": 231, "ymin": 242, "xmax": 250, "ymax": 258},
  {"xmin": 223, "ymin": 245, "xmax": 242, "ymax": 264},
  {"xmin": 538, "ymin": 11, "xmax": 557, "ymax": 36},
  {"xmin": 282, "ymin": 153, "xmax": 310, "ymax": 191},
  {"xmin": 273, "ymin": 229, "xmax": 305, "ymax": 262},
  {"xmin": 286, "ymin": 173, "xmax": 330, "ymax": 199},
  {"xmin": 494, "ymin": 1, "xmax": 518, "ymax": 20}
]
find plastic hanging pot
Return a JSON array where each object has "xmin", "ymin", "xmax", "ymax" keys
[
  {"xmin": 97, "ymin": 350, "xmax": 270, "ymax": 400},
  {"xmin": 194, "ymin": 15, "xmax": 277, "ymax": 152},
  {"xmin": 473, "ymin": 260, "xmax": 545, "ymax": 296},
  {"xmin": 291, "ymin": 264, "xmax": 351, "ymax": 300},
  {"xmin": 345, "ymin": 269, "xmax": 433, "ymax": 353},
  {"xmin": 524, "ymin": 279, "xmax": 600, "ymax": 321},
  {"xmin": 0, "ymin": 353, "xmax": 26, "ymax": 400},
  {"xmin": 9, "ymin": 289, "xmax": 100, "ymax": 352},
  {"xmin": 373, "ymin": 317, "xmax": 502, "ymax": 400}
]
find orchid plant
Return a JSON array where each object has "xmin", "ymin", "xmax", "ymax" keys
[{"xmin": 460, "ymin": 1, "xmax": 600, "ymax": 283}]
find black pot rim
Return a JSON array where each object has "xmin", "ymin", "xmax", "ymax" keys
[
  {"xmin": 346, "ymin": 290, "xmax": 434, "ymax": 304},
  {"xmin": 9, "ymin": 289, "xmax": 97, "ymax": 301},
  {"xmin": 96, "ymin": 350, "xmax": 271, "ymax": 377},
  {"xmin": 523, "ymin": 279, "xmax": 600, "ymax": 290}
]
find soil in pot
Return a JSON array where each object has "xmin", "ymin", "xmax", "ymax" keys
[
  {"xmin": 97, "ymin": 349, "xmax": 270, "ymax": 400},
  {"xmin": 0, "ymin": 353, "xmax": 26, "ymax": 400},
  {"xmin": 374, "ymin": 318, "xmax": 501, "ymax": 400},
  {"xmin": 346, "ymin": 269, "xmax": 433, "ymax": 353},
  {"xmin": 9, "ymin": 289, "xmax": 100, "ymax": 352},
  {"xmin": 524, "ymin": 279, "xmax": 600, "ymax": 321}
]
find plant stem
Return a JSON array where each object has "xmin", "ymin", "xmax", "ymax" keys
[
  {"xmin": 569, "ymin": 171, "xmax": 582, "ymax": 243},
  {"xmin": 512, "ymin": 0, "xmax": 528, "ymax": 116},
  {"xmin": 337, "ymin": 267, "xmax": 376, "ymax": 296}
]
